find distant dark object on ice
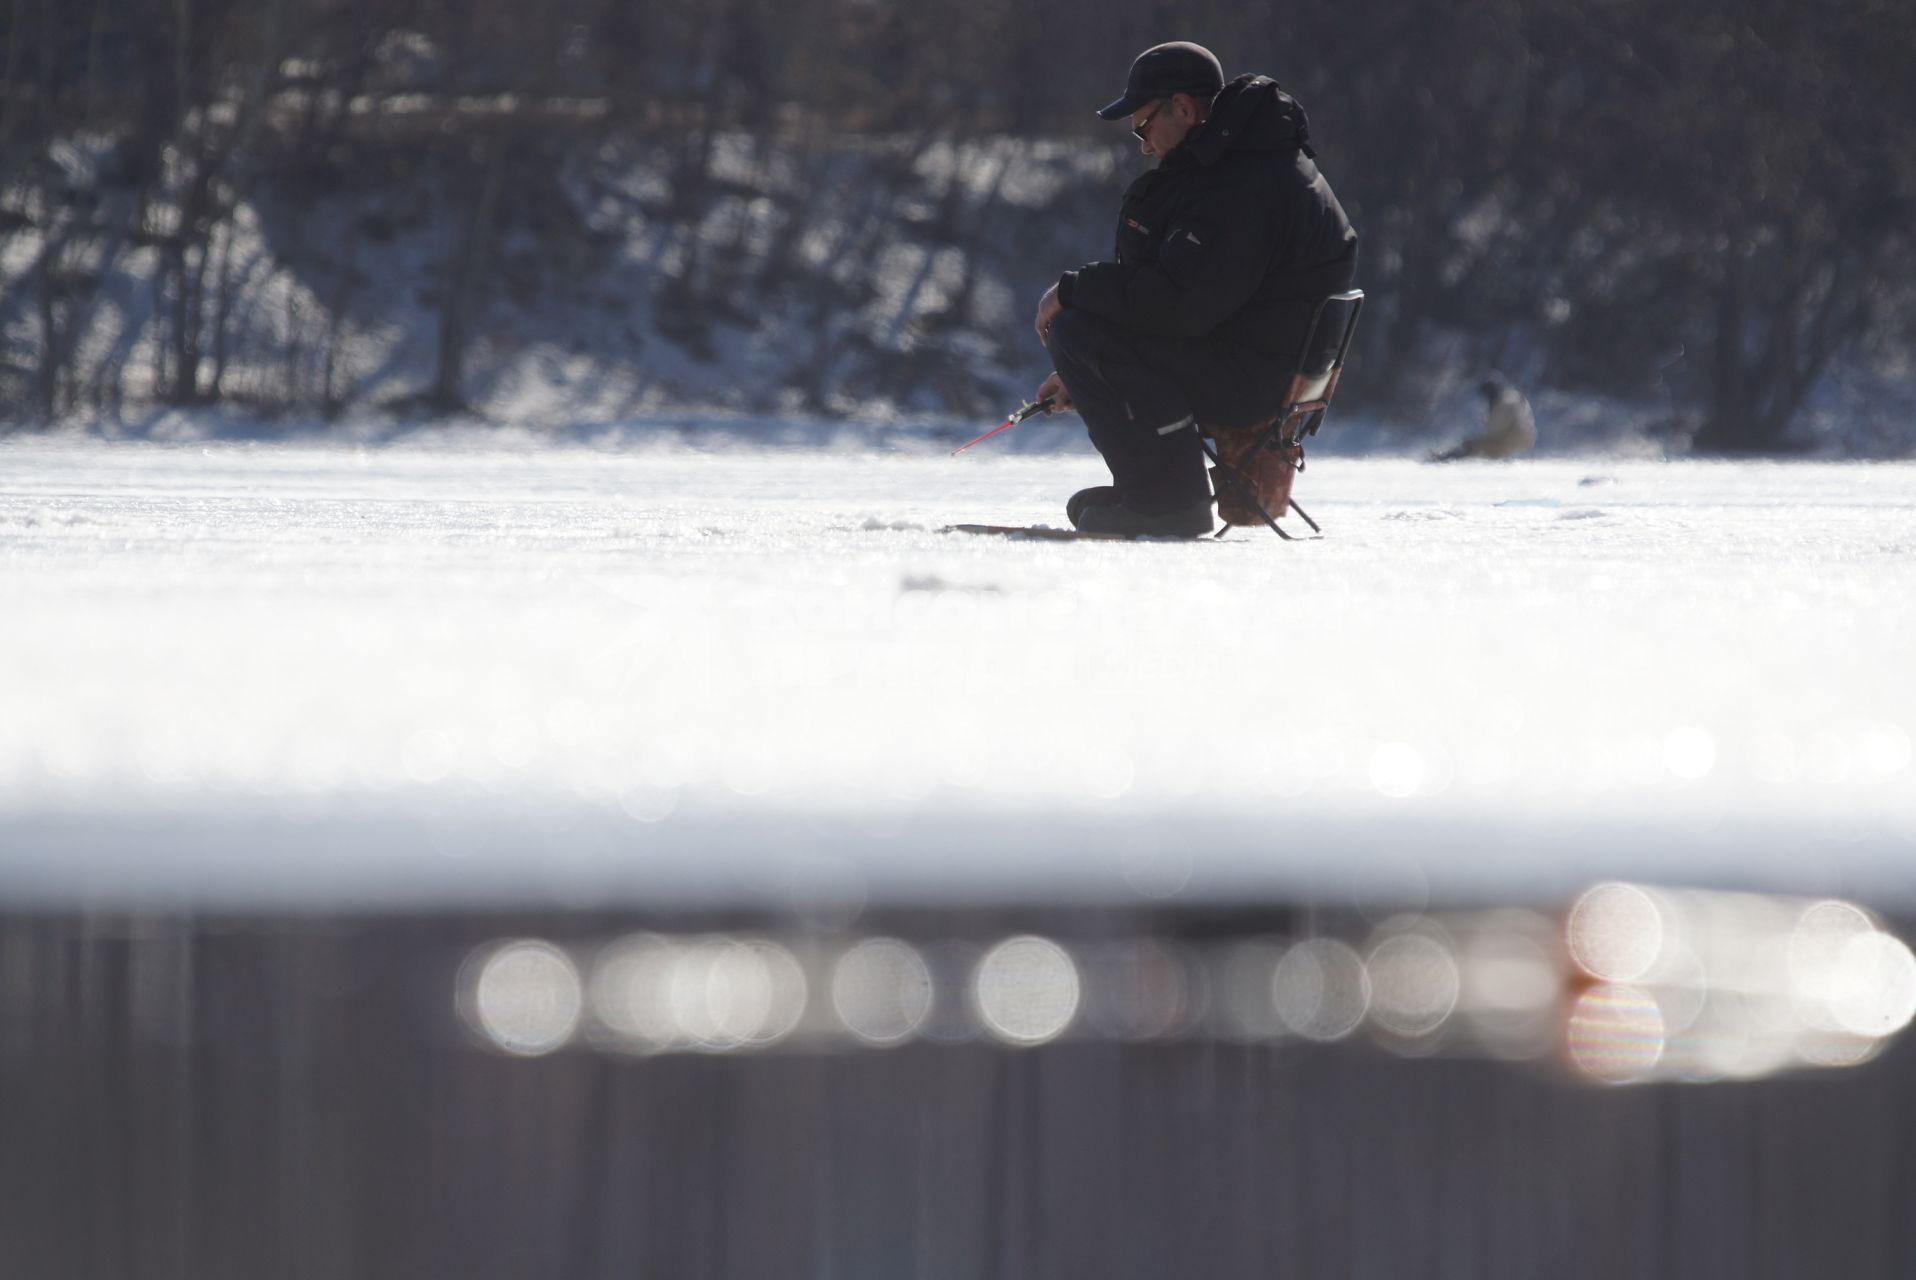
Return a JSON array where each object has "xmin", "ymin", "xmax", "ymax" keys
[{"xmin": 1430, "ymin": 373, "xmax": 1537, "ymax": 460}]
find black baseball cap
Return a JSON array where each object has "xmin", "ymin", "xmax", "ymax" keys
[{"xmin": 1095, "ymin": 41, "xmax": 1225, "ymax": 120}]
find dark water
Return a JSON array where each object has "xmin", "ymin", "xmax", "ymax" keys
[{"xmin": 3, "ymin": 907, "xmax": 1912, "ymax": 1280}]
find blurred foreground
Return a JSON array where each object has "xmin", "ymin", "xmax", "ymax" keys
[{"xmin": 4, "ymin": 891, "xmax": 1914, "ymax": 1279}]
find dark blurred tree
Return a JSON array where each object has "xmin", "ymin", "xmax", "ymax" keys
[
  {"xmin": 4, "ymin": 0, "xmax": 1916, "ymax": 442},
  {"xmin": 0, "ymin": 0, "xmax": 124, "ymax": 419},
  {"xmin": 1656, "ymin": 0, "xmax": 1916, "ymax": 450}
]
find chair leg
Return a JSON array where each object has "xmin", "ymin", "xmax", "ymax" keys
[
  {"xmin": 1199, "ymin": 433, "xmax": 1315, "ymax": 540},
  {"xmin": 1199, "ymin": 435, "xmax": 1300, "ymax": 540}
]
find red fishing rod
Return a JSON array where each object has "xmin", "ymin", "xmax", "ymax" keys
[{"xmin": 950, "ymin": 397, "xmax": 1054, "ymax": 456}]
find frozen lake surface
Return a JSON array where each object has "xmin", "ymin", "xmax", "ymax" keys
[{"xmin": 2, "ymin": 436, "xmax": 1913, "ymax": 909}]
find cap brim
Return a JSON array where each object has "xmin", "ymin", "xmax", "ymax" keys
[{"xmin": 1096, "ymin": 93, "xmax": 1148, "ymax": 121}]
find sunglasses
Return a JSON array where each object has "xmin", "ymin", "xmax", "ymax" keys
[{"xmin": 1131, "ymin": 99, "xmax": 1169, "ymax": 140}]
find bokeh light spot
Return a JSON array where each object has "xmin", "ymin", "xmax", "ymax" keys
[
  {"xmin": 832, "ymin": 938, "xmax": 935, "ymax": 1046},
  {"xmin": 667, "ymin": 937, "xmax": 809, "ymax": 1051},
  {"xmin": 740, "ymin": 940, "xmax": 809, "ymax": 1047},
  {"xmin": 1796, "ymin": 1030, "xmax": 1884, "ymax": 1069},
  {"xmin": 972, "ymin": 936, "xmax": 1080, "ymax": 1046},
  {"xmin": 1365, "ymin": 931, "xmax": 1461, "ymax": 1038},
  {"xmin": 1272, "ymin": 939, "xmax": 1370, "ymax": 1042},
  {"xmin": 1829, "ymin": 932, "xmax": 1916, "ymax": 1037},
  {"xmin": 588, "ymin": 933, "xmax": 684, "ymax": 1051},
  {"xmin": 1787, "ymin": 900, "xmax": 1877, "ymax": 1027},
  {"xmin": 1567, "ymin": 882, "xmax": 1665, "ymax": 982},
  {"xmin": 1458, "ymin": 920, "xmax": 1561, "ymax": 1060},
  {"xmin": 462, "ymin": 939, "xmax": 583, "ymax": 1057},
  {"xmin": 1566, "ymin": 983, "xmax": 1666, "ymax": 1084},
  {"xmin": 618, "ymin": 785, "xmax": 679, "ymax": 823},
  {"xmin": 1368, "ymin": 742, "xmax": 1426, "ymax": 799}
]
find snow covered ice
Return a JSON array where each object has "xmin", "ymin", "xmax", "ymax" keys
[{"xmin": 2, "ymin": 434, "xmax": 1913, "ymax": 909}]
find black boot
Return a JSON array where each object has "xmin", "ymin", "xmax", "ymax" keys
[
  {"xmin": 1066, "ymin": 486, "xmax": 1117, "ymax": 528},
  {"xmin": 1073, "ymin": 497, "xmax": 1214, "ymax": 538}
]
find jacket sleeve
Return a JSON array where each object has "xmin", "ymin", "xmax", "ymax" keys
[{"xmin": 1060, "ymin": 192, "xmax": 1281, "ymax": 339}]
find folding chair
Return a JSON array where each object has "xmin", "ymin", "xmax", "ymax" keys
[{"xmin": 1199, "ymin": 289, "xmax": 1364, "ymax": 540}]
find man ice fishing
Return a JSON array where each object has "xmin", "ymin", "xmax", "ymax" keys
[{"xmin": 1032, "ymin": 41, "xmax": 1359, "ymax": 537}]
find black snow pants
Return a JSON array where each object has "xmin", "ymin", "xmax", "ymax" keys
[{"xmin": 1044, "ymin": 308, "xmax": 1292, "ymax": 515}]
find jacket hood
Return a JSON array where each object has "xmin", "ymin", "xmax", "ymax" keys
[{"xmin": 1184, "ymin": 74, "xmax": 1315, "ymax": 167}]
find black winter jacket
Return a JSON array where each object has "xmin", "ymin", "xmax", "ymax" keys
[{"xmin": 1057, "ymin": 75, "xmax": 1358, "ymax": 363}]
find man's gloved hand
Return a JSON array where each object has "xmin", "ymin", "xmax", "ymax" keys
[{"xmin": 1035, "ymin": 371, "xmax": 1073, "ymax": 414}]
